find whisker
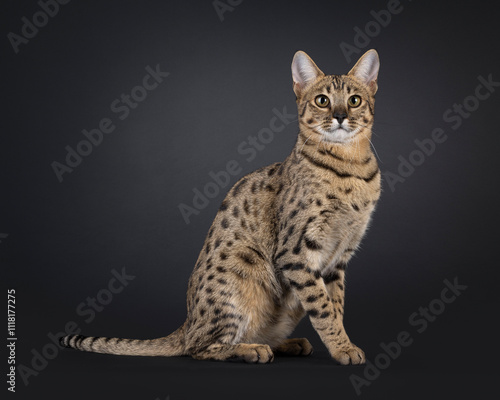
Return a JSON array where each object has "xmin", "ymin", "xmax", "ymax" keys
[
  {"xmin": 372, "ymin": 120, "xmax": 406, "ymax": 127},
  {"xmin": 350, "ymin": 121, "xmax": 383, "ymax": 139},
  {"xmin": 361, "ymin": 132, "xmax": 383, "ymax": 163},
  {"xmin": 354, "ymin": 134, "xmax": 360, "ymax": 163},
  {"xmin": 299, "ymin": 132, "xmax": 314, "ymax": 153}
]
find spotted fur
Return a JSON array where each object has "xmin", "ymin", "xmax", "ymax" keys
[{"xmin": 61, "ymin": 49, "xmax": 381, "ymax": 365}]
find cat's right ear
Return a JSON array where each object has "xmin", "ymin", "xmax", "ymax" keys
[
  {"xmin": 348, "ymin": 49, "xmax": 380, "ymax": 94},
  {"xmin": 291, "ymin": 51, "xmax": 324, "ymax": 98}
]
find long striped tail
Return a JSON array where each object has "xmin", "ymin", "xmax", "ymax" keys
[{"xmin": 60, "ymin": 325, "xmax": 185, "ymax": 357}]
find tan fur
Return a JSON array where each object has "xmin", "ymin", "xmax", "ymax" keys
[{"xmin": 61, "ymin": 49, "xmax": 381, "ymax": 365}]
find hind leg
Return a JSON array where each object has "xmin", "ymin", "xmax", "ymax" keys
[
  {"xmin": 274, "ymin": 338, "xmax": 313, "ymax": 356},
  {"xmin": 192, "ymin": 343, "xmax": 274, "ymax": 364}
]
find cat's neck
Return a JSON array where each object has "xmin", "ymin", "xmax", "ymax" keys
[{"xmin": 295, "ymin": 129, "xmax": 374, "ymax": 164}]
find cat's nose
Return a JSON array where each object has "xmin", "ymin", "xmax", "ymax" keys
[{"xmin": 333, "ymin": 112, "xmax": 347, "ymax": 125}]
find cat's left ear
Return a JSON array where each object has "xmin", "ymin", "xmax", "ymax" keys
[
  {"xmin": 291, "ymin": 51, "xmax": 324, "ymax": 98},
  {"xmin": 348, "ymin": 49, "xmax": 380, "ymax": 94}
]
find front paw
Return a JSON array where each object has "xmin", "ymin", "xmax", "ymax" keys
[
  {"xmin": 331, "ymin": 343, "xmax": 365, "ymax": 365},
  {"xmin": 275, "ymin": 338, "xmax": 314, "ymax": 356}
]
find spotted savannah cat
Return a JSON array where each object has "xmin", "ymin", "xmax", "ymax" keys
[{"xmin": 61, "ymin": 49, "xmax": 381, "ymax": 365}]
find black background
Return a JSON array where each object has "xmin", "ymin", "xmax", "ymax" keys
[{"xmin": 2, "ymin": 0, "xmax": 499, "ymax": 399}]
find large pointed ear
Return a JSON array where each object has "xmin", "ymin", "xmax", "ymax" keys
[
  {"xmin": 291, "ymin": 51, "xmax": 324, "ymax": 97},
  {"xmin": 348, "ymin": 49, "xmax": 380, "ymax": 94}
]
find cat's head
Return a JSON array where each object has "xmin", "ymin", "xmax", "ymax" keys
[{"xmin": 292, "ymin": 49, "xmax": 379, "ymax": 145}]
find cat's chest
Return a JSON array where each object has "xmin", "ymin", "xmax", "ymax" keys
[
  {"xmin": 326, "ymin": 197, "xmax": 375, "ymax": 234},
  {"xmin": 314, "ymin": 182, "xmax": 379, "ymax": 243},
  {"xmin": 310, "ymin": 198, "xmax": 376, "ymax": 267}
]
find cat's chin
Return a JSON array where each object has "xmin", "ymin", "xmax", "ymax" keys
[{"xmin": 320, "ymin": 127, "xmax": 359, "ymax": 145}]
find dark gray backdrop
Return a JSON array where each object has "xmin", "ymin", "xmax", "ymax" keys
[{"xmin": 2, "ymin": 0, "xmax": 499, "ymax": 399}]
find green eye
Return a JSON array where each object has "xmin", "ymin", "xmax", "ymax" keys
[
  {"xmin": 348, "ymin": 95, "xmax": 361, "ymax": 108},
  {"xmin": 315, "ymin": 95, "xmax": 330, "ymax": 108}
]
